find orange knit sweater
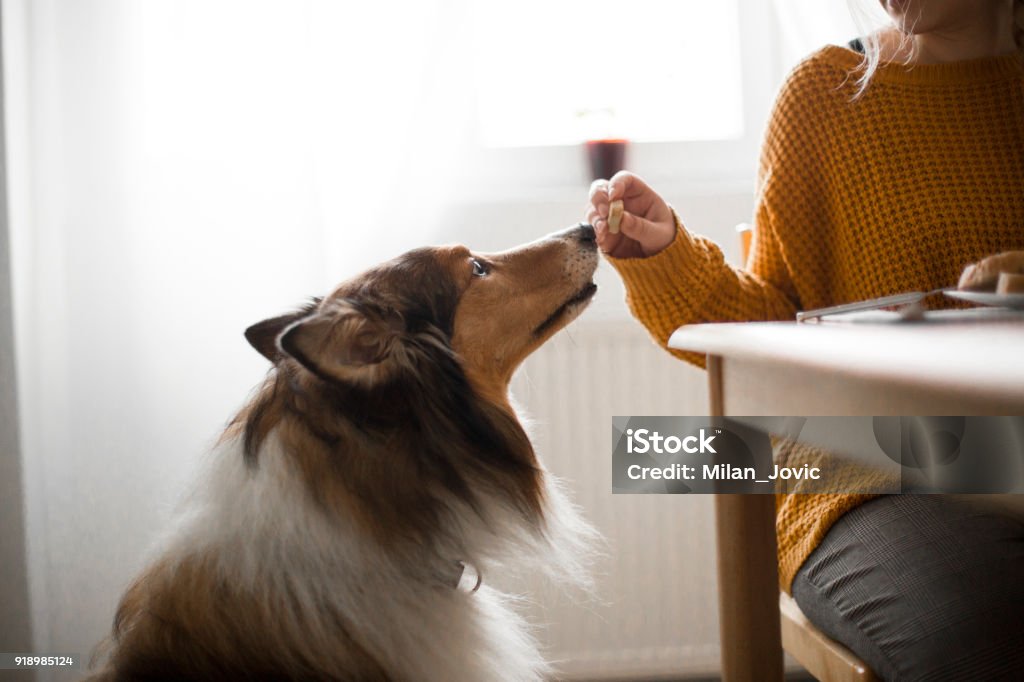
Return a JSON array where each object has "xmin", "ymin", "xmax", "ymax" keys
[{"xmin": 608, "ymin": 45, "xmax": 1024, "ymax": 591}]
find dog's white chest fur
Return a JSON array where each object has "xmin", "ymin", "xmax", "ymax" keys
[{"xmin": 158, "ymin": 433, "xmax": 588, "ymax": 681}]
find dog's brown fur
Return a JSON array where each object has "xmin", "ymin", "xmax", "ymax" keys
[{"xmin": 89, "ymin": 226, "xmax": 598, "ymax": 681}]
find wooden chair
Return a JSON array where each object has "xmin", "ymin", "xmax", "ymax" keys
[
  {"xmin": 780, "ymin": 592, "xmax": 879, "ymax": 682},
  {"xmin": 736, "ymin": 223, "xmax": 753, "ymax": 267},
  {"xmin": 737, "ymin": 223, "xmax": 880, "ymax": 682}
]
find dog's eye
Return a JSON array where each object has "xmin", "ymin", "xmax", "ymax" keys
[{"xmin": 471, "ymin": 258, "xmax": 489, "ymax": 277}]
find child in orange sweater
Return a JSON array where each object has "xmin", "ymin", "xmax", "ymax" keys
[{"xmin": 588, "ymin": 1, "xmax": 1024, "ymax": 678}]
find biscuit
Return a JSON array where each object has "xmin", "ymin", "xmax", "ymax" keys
[
  {"xmin": 608, "ymin": 200, "xmax": 624, "ymax": 234},
  {"xmin": 996, "ymin": 272, "xmax": 1024, "ymax": 295}
]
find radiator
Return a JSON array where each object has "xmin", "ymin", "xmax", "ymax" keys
[{"xmin": 505, "ymin": 319, "xmax": 721, "ymax": 680}]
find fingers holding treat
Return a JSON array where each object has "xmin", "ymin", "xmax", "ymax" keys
[
  {"xmin": 957, "ymin": 250, "xmax": 1024, "ymax": 291},
  {"xmin": 589, "ymin": 179, "xmax": 611, "ymax": 217}
]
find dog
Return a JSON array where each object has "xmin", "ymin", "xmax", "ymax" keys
[{"xmin": 88, "ymin": 224, "xmax": 600, "ymax": 681}]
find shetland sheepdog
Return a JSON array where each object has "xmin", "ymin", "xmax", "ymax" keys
[{"xmin": 88, "ymin": 224, "xmax": 600, "ymax": 681}]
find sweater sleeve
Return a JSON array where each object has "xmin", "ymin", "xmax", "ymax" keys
[
  {"xmin": 606, "ymin": 211, "xmax": 797, "ymax": 366},
  {"xmin": 605, "ymin": 59, "xmax": 829, "ymax": 367}
]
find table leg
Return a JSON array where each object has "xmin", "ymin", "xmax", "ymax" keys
[
  {"xmin": 708, "ymin": 354, "xmax": 784, "ymax": 682},
  {"xmin": 715, "ymin": 494, "xmax": 784, "ymax": 681}
]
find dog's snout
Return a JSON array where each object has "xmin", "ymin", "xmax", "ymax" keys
[{"xmin": 549, "ymin": 223, "xmax": 597, "ymax": 248}]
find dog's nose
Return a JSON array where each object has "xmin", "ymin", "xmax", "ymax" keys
[{"xmin": 575, "ymin": 223, "xmax": 596, "ymax": 244}]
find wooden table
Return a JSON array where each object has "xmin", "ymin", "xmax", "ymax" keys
[{"xmin": 668, "ymin": 308, "xmax": 1024, "ymax": 682}]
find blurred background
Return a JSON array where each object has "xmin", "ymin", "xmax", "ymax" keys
[{"xmin": 0, "ymin": 1, "xmax": 888, "ymax": 679}]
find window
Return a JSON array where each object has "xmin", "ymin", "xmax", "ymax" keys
[{"xmin": 471, "ymin": 0, "xmax": 745, "ymax": 147}]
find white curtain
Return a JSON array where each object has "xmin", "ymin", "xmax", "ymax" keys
[{"xmin": 5, "ymin": 0, "xmax": 479, "ymax": 664}]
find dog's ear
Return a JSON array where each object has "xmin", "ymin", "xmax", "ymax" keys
[
  {"xmin": 245, "ymin": 312, "xmax": 308, "ymax": 363},
  {"xmin": 277, "ymin": 303, "xmax": 404, "ymax": 382},
  {"xmin": 244, "ymin": 299, "xmax": 322, "ymax": 363}
]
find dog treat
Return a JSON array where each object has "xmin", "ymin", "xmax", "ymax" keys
[
  {"xmin": 996, "ymin": 272, "xmax": 1024, "ymax": 295},
  {"xmin": 608, "ymin": 200, "xmax": 624, "ymax": 234},
  {"xmin": 957, "ymin": 250, "xmax": 1024, "ymax": 291}
]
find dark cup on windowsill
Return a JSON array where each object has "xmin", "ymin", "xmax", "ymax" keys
[{"xmin": 584, "ymin": 138, "xmax": 629, "ymax": 182}]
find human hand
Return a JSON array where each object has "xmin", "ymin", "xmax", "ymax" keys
[
  {"xmin": 957, "ymin": 250, "xmax": 1024, "ymax": 291},
  {"xmin": 585, "ymin": 171, "xmax": 677, "ymax": 259}
]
